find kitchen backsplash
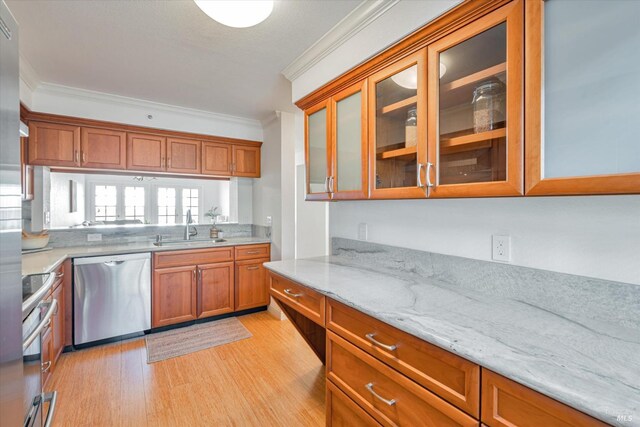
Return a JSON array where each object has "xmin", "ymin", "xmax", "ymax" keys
[{"xmin": 48, "ymin": 224, "xmax": 271, "ymax": 248}]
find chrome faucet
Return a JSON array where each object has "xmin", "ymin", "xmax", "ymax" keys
[{"xmin": 184, "ymin": 209, "xmax": 197, "ymax": 240}]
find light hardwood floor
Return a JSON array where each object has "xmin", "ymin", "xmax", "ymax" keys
[{"xmin": 46, "ymin": 312, "xmax": 325, "ymax": 426}]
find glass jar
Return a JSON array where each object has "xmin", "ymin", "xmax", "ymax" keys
[
  {"xmin": 471, "ymin": 81, "xmax": 505, "ymax": 133},
  {"xmin": 405, "ymin": 107, "xmax": 417, "ymax": 147}
]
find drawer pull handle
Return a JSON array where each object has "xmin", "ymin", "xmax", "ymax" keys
[
  {"xmin": 246, "ymin": 266, "xmax": 260, "ymax": 271},
  {"xmin": 245, "ymin": 250, "xmax": 261, "ymax": 254},
  {"xmin": 365, "ymin": 333, "xmax": 397, "ymax": 351},
  {"xmin": 365, "ymin": 383, "xmax": 396, "ymax": 406},
  {"xmin": 41, "ymin": 361, "xmax": 52, "ymax": 373},
  {"xmin": 55, "ymin": 272, "xmax": 64, "ymax": 279},
  {"xmin": 284, "ymin": 289, "xmax": 303, "ymax": 298}
]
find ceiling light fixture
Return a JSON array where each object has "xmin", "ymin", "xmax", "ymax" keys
[{"xmin": 194, "ymin": 0, "xmax": 274, "ymax": 28}]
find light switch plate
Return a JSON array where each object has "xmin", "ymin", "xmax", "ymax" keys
[
  {"xmin": 87, "ymin": 233, "xmax": 102, "ymax": 242},
  {"xmin": 358, "ymin": 223, "xmax": 368, "ymax": 241},
  {"xmin": 266, "ymin": 216, "xmax": 272, "ymax": 226},
  {"xmin": 492, "ymin": 235, "xmax": 511, "ymax": 262}
]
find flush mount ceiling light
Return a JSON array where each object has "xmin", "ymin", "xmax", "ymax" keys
[{"xmin": 194, "ymin": 0, "xmax": 274, "ymax": 28}]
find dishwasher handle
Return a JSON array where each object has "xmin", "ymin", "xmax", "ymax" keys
[
  {"xmin": 74, "ymin": 252, "xmax": 151, "ymax": 266},
  {"xmin": 103, "ymin": 260, "xmax": 125, "ymax": 266}
]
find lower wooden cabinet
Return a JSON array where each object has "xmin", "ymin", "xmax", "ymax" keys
[
  {"xmin": 327, "ymin": 380, "xmax": 381, "ymax": 427},
  {"xmin": 235, "ymin": 258, "xmax": 270, "ymax": 311},
  {"xmin": 152, "ymin": 265, "xmax": 197, "ymax": 327},
  {"xmin": 481, "ymin": 369, "xmax": 607, "ymax": 427},
  {"xmin": 41, "ymin": 330, "xmax": 53, "ymax": 389},
  {"xmin": 51, "ymin": 281, "xmax": 65, "ymax": 363},
  {"xmin": 152, "ymin": 245, "xmax": 270, "ymax": 328},
  {"xmin": 198, "ymin": 261, "xmax": 235, "ymax": 318}
]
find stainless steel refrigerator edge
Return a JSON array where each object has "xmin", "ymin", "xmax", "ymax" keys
[{"xmin": 0, "ymin": 2, "xmax": 24, "ymax": 426}]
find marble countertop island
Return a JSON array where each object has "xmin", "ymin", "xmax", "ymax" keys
[
  {"xmin": 23, "ymin": 237, "xmax": 270, "ymax": 276},
  {"xmin": 264, "ymin": 239, "xmax": 640, "ymax": 427}
]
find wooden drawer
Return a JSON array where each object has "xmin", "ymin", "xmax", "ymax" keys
[
  {"xmin": 481, "ymin": 369, "xmax": 607, "ymax": 427},
  {"xmin": 269, "ymin": 272, "xmax": 325, "ymax": 326},
  {"xmin": 327, "ymin": 299, "xmax": 480, "ymax": 417},
  {"xmin": 327, "ymin": 331, "xmax": 478, "ymax": 427},
  {"xmin": 327, "ymin": 379, "xmax": 381, "ymax": 427},
  {"xmin": 153, "ymin": 247, "xmax": 233, "ymax": 269},
  {"xmin": 235, "ymin": 244, "xmax": 270, "ymax": 261}
]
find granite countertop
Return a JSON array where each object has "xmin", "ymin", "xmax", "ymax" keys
[
  {"xmin": 22, "ymin": 237, "xmax": 270, "ymax": 276},
  {"xmin": 264, "ymin": 255, "xmax": 640, "ymax": 427}
]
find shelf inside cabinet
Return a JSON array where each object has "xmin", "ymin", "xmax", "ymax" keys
[
  {"xmin": 379, "ymin": 96, "xmax": 417, "ymax": 115},
  {"xmin": 440, "ymin": 128, "xmax": 505, "ymax": 155},
  {"xmin": 439, "ymin": 62, "xmax": 506, "ymax": 110},
  {"xmin": 377, "ymin": 146, "xmax": 417, "ymax": 160}
]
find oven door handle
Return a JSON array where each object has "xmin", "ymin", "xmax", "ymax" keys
[
  {"xmin": 43, "ymin": 391, "xmax": 58, "ymax": 427},
  {"xmin": 22, "ymin": 299, "xmax": 58, "ymax": 352}
]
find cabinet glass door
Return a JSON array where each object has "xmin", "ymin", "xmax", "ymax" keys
[
  {"xmin": 428, "ymin": 1, "xmax": 523, "ymax": 197},
  {"xmin": 369, "ymin": 52, "xmax": 427, "ymax": 198},
  {"xmin": 305, "ymin": 100, "xmax": 331, "ymax": 200},
  {"xmin": 332, "ymin": 81, "xmax": 367, "ymax": 199},
  {"xmin": 525, "ymin": 0, "xmax": 640, "ymax": 195}
]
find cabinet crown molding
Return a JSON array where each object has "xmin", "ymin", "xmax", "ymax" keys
[{"xmin": 282, "ymin": 0, "xmax": 400, "ymax": 82}]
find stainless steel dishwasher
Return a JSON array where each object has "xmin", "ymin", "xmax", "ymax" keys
[{"xmin": 74, "ymin": 252, "xmax": 151, "ymax": 346}]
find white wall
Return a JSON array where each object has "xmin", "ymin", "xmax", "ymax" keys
[
  {"xmin": 50, "ymin": 172, "xmax": 85, "ymax": 227},
  {"xmin": 280, "ymin": 111, "xmax": 296, "ymax": 260},
  {"xmin": 27, "ymin": 83, "xmax": 263, "ymax": 141},
  {"xmin": 291, "ymin": 0, "xmax": 640, "ymax": 285},
  {"xmin": 253, "ymin": 114, "xmax": 282, "ymax": 260}
]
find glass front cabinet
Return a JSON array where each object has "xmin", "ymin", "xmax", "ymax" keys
[
  {"xmin": 303, "ymin": 0, "xmax": 637, "ymax": 201},
  {"xmin": 304, "ymin": 82, "xmax": 368, "ymax": 201}
]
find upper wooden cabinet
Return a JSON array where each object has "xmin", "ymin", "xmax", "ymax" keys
[
  {"xmin": 127, "ymin": 133, "xmax": 166, "ymax": 172},
  {"xmin": 524, "ymin": 0, "xmax": 640, "ymax": 195},
  {"xmin": 369, "ymin": 52, "xmax": 427, "ymax": 199},
  {"xmin": 202, "ymin": 142, "xmax": 232, "ymax": 176},
  {"xmin": 28, "ymin": 121, "xmax": 80, "ymax": 167},
  {"xmin": 81, "ymin": 128, "xmax": 127, "ymax": 170},
  {"xmin": 232, "ymin": 145, "xmax": 261, "ymax": 178},
  {"xmin": 21, "ymin": 108, "xmax": 262, "ymax": 179},
  {"xmin": 305, "ymin": 81, "xmax": 368, "ymax": 200},
  {"xmin": 427, "ymin": 0, "xmax": 523, "ymax": 197}
]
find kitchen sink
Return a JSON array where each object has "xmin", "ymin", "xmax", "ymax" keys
[{"xmin": 153, "ymin": 239, "xmax": 227, "ymax": 247}]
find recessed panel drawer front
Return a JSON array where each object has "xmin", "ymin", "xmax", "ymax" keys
[
  {"xmin": 327, "ymin": 332, "xmax": 478, "ymax": 427},
  {"xmin": 153, "ymin": 247, "xmax": 233, "ymax": 269},
  {"xmin": 269, "ymin": 272, "xmax": 325, "ymax": 326},
  {"xmin": 481, "ymin": 369, "xmax": 608, "ymax": 427},
  {"xmin": 327, "ymin": 299, "xmax": 480, "ymax": 417},
  {"xmin": 327, "ymin": 379, "xmax": 382, "ymax": 427},
  {"xmin": 235, "ymin": 244, "xmax": 270, "ymax": 261}
]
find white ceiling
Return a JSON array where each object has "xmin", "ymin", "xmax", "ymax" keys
[{"xmin": 7, "ymin": 0, "xmax": 361, "ymax": 121}]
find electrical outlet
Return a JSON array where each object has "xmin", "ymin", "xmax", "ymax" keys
[
  {"xmin": 265, "ymin": 216, "xmax": 272, "ymax": 226},
  {"xmin": 492, "ymin": 235, "xmax": 511, "ymax": 262},
  {"xmin": 87, "ymin": 233, "xmax": 102, "ymax": 242},
  {"xmin": 358, "ymin": 223, "xmax": 368, "ymax": 241}
]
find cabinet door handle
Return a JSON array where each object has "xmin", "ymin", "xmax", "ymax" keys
[
  {"xmin": 426, "ymin": 162, "xmax": 434, "ymax": 188},
  {"xmin": 283, "ymin": 288, "xmax": 303, "ymax": 298},
  {"xmin": 417, "ymin": 163, "xmax": 425, "ymax": 188},
  {"xmin": 167, "ymin": 157, "xmax": 171, "ymax": 168},
  {"xmin": 246, "ymin": 266, "xmax": 260, "ymax": 271},
  {"xmin": 329, "ymin": 176, "xmax": 335, "ymax": 193},
  {"xmin": 245, "ymin": 250, "xmax": 261, "ymax": 255},
  {"xmin": 55, "ymin": 272, "xmax": 64, "ymax": 279},
  {"xmin": 41, "ymin": 361, "xmax": 52, "ymax": 373},
  {"xmin": 198, "ymin": 267, "xmax": 202, "ymax": 283},
  {"xmin": 82, "ymin": 152, "xmax": 87, "ymax": 163},
  {"xmin": 365, "ymin": 333, "xmax": 398, "ymax": 351},
  {"xmin": 74, "ymin": 150, "xmax": 79, "ymax": 163},
  {"xmin": 365, "ymin": 383, "xmax": 396, "ymax": 406},
  {"xmin": 193, "ymin": 269, "xmax": 196, "ymax": 281},
  {"xmin": 324, "ymin": 177, "xmax": 330, "ymax": 193}
]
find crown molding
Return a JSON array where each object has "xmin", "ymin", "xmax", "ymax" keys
[
  {"xmin": 34, "ymin": 82, "xmax": 263, "ymax": 129},
  {"xmin": 19, "ymin": 54, "xmax": 41, "ymax": 91},
  {"xmin": 282, "ymin": 0, "xmax": 400, "ymax": 82}
]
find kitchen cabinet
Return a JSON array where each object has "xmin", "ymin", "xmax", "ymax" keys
[
  {"xmin": 152, "ymin": 245, "xmax": 270, "ymax": 328},
  {"xmin": 51, "ymin": 278, "xmax": 65, "ymax": 365},
  {"xmin": 368, "ymin": 52, "xmax": 427, "ymax": 199},
  {"xmin": 41, "ymin": 329, "xmax": 53, "ymax": 389},
  {"xmin": 202, "ymin": 142, "xmax": 232, "ymax": 176},
  {"xmin": 20, "ymin": 136, "xmax": 34, "ymax": 201},
  {"xmin": 232, "ymin": 145, "xmax": 261, "ymax": 178},
  {"xmin": 326, "ymin": 380, "xmax": 381, "ymax": 427},
  {"xmin": 198, "ymin": 261, "xmax": 234, "ymax": 318},
  {"xmin": 152, "ymin": 265, "xmax": 198, "ymax": 328},
  {"xmin": 167, "ymin": 137, "xmax": 201, "ymax": 174},
  {"xmin": 28, "ymin": 121, "xmax": 80, "ymax": 167},
  {"xmin": 81, "ymin": 128, "xmax": 127, "ymax": 170},
  {"xmin": 427, "ymin": 0, "xmax": 523, "ymax": 197},
  {"xmin": 524, "ymin": 0, "xmax": 640, "ymax": 195},
  {"xmin": 235, "ymin": 258, "xmax": 270, "ymax": 311},
  {"xmin": 127, "ymin": 133, "xmax": 167, "ymax": 172},
  {"xmin": 304, "ymin": 81, "xmax": 368, "ymax": 200}
]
